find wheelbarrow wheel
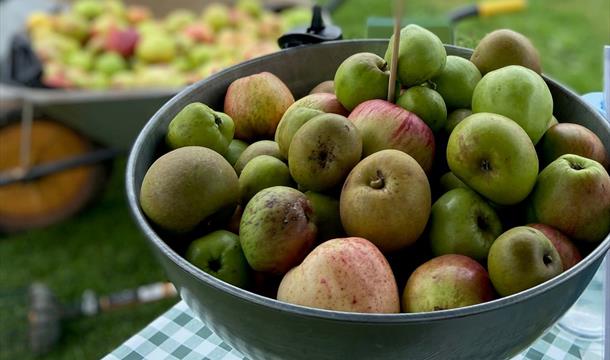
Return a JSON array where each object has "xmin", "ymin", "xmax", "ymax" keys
[{"xmin": 0, "ymin": 120, "xmax": 110, "ymax": 233}]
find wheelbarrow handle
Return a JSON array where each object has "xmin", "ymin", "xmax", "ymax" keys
[{"xmin": 450, "ymin": 0, "xmax": 527, "ymax": 23}]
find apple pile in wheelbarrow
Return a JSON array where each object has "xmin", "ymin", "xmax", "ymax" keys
[
  {"xmin": 26, "ymin": 0, "xmax": 309, "ymax": 90},
  {"xmin": 139, "ymin": 26, "xmax": 610, "ymax": 313}
]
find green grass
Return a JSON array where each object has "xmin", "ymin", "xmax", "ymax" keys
[
  {"xmin": 1, "ymin": 1, "xmax": 609, "ymax": 359},
  {"xmin": 333, "ymin": 0, "xmax": 610, "ymax": 93},
  {"xmin": 0, "ymin": 158, "xmax": 176, "ymax": 359}
]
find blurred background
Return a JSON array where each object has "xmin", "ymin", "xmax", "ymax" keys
[{"xmin": 0, "ymin": 0, "xmax": 608, "ymax": 359}]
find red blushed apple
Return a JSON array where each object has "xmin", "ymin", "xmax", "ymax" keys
[
  {"xmin": 126, "ymin": 5, "xmax": 152, "ymax": 24},
  {"xmin": 348, "ymin": 99, "xmax": 435, "ymax": 173},
  {"xmin": 528, "ymin": 223, "xmax": 582, "ymax": 270},
  {"xmin": 104, "ymin": 27, "xmax": 139, "ymax": 57},
  {"xmin": 403, "ymin": 254, "xmax": 495, "ymax": 312},
  {"xmin": 224, "ymin": 72, "xmax": 295, "ymax": 141},
  {"xmin": 183, "ymin": 24, "xmax": 214, "ymax": 43}
]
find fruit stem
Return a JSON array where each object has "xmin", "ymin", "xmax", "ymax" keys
[
  {"xmin": 370, "ymin": 170, "xmax": 385, "ymax": 189},
  {"xmin": 480, "ymin": 159, "xmax": 492, "ymax": 172}
]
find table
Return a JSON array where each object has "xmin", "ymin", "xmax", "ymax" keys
[{"xmin": 104, "ymin": 262, "xmax": 605, "ymax": 360}]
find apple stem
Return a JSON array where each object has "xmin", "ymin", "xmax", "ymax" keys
[
  {"xmin": 370, "ymin": 170, "xmax": 386, "ymax": 189},
  {"xmin": 387, "ymin": 0, "xmax": 403, "ymax": 102}
]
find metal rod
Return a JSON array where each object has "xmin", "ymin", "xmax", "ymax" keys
[
  {"xmin": 19, "ymin": 101, "xmax": 34, "ymax": 175},
  {"xmin": 387, "ymin": 0, "xmax": 403, "ymax": 102},
  {"xmin": 0, "ymin": 148, "xmax": 120, "ymax": 186}
]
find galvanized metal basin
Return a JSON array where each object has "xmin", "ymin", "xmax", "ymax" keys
[{"xmin": 126, "ymin": 40, "xmax": 610, "ymax": 360}]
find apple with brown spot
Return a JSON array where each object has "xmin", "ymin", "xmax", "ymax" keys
[{"xmin": 277, "ymin": 237, "xmax": 400, "ymax": 313}]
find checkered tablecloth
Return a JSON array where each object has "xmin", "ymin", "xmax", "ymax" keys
[{"xmin": 104, "ymin": 264, "xmax": 605, "ymax": 360}]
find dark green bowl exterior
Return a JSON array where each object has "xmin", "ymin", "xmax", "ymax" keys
[{"xmin": 126, "ymin": 40, "xmax": 610, "ymax": 360}]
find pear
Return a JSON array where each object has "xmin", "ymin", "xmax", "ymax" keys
[{"xmin": 140, "ymin": 146, "xmax": 238, "ymax": 233}]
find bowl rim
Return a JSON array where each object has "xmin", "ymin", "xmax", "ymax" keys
[{"xmin": 126, "ymin": 39, "xmax": 610, "ymax": 324}]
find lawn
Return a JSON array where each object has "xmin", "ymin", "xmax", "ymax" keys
[{"xmin": 1, "ymin": 0, "xmax": 608, "ymax": 359}]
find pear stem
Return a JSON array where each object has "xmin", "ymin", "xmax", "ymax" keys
[{"xmin": 387, "ymin": 0, "xmax": 403, "ymax": 102}]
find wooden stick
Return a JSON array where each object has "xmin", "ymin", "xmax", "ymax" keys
[{"xmin": 387, "ymin": 0, "xmax": 403, "ymax": 102}]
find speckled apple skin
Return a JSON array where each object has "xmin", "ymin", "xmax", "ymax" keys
[
  {"xmin": 402, "ymin": 254, "xmax": 495, "ymax": 313},
  {"xmin": 277, "ymin": 237, "xmax": 400, "ymax": 313},
  {"xmin": 224, "ymin": 72, "xmax": 294, "ymax": 140}
]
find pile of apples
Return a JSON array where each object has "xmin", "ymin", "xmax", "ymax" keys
[
  {"xmin": 139, "ymin": 25, "xmax": 610, "ymax": 314},
  {"xmin": 26, "ymin": 0, "xmax": 309, "ymax": 90}
]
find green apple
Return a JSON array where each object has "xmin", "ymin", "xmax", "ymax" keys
[
  {"xmin": 447, "ymin": 112, "xmax": 539, "ymax": 205},
  {"xmin": 73, "ymin": 0, "xmax": 104, "ymax": 19},
  {"xmin": 305, "ymin": 191, "xmax": 344, "ymax": 242},
  {"xmin": 488, "ymin": 226, "xmax": 563, "ymax": 297},
  {"xmin": 428, "ymin": 188, "xmax": 503, "ymax": 262},
  {"xmin": 288, "ymin": 114, "xmax": 362, "ymax": 192},
  {"xmin": 340, "ymin": 149, "xmax": 431, "ymax": 252},
  {"xmin": 431, "ymin": 55, "xmax": 481, "ymax": 110},
  {"xmin": 234, "ymin": 140, "xmax": 283, "ymax": 175},
  {"xmin": 240, "ymin": 186, "xmax": 316, "ymax": 274},
  {"xmin": 545, "ymin": 115, "xmax": 559, "ymax": 131},
  {"xmin": 438, "ymin": 171, "xmax": 467, "ymax": 194},
  {"xmin": 396, "ymin": 86, "xmax": 447, "ymax": 132},
  {"xmin": 444, "ymin": 108, "xmax": 472, "ymax": 134},
  {"xmin": 384, "ymin": 24, "xmax": 446, "ymax": 87},
  {"xmin": 66, "ymin": 50, "xmax": 94, "ymax": 71},
  {"xmin": 140, "ymin": 147, "xmax": 239, "ymax": 233},
  {"xmin": 166, "ymin": 103, "xmax": 235, "ymax": 155},
  {"xmin": 164, "ymin": 9, "xmax": 196, "ymax": 32},
  {"xmin": 275, "ymin": 93, "xmax": 348, "ymax": 158},
  {"xmin": 526, "ymin": 154, "xmax": 610, "ymax": 243},
  {"xmin": 537, "ymin": 122, "xmax": 609, "ymax": 169},
  {"xmin": 136, "ymin": 34, "xmax": 177, "ymax": 63},
  {"xmin": 334, "ymin": 52, "xmax": 390, "ymax": 111},
  {"xmin": 225, "ymin": 139, "xmax": 249, "ymax": 166},
  {"xmin": 94, "ymin": 52, "xmax": 127, "ymax": 76},
  {"xmin": 239, "ymin": 155, "xmax": 294, "ymax": 203},
  {"xmin": 186, "ymin": 230, "xmax": 250, "ymax": 288},
  {"xmin": 472, "ymin": 65, "xmax": 553, "ymax": 144},
  {"xmin": 403, "ymin": 254, "xmax": 495, "ymax": 312},
  {"xmin": 277, "ymin": 237, "xmax": 400, "ymax": 313},
  {"xmin": 202, "ymin": 4, "xmax": 231, "ymax": 32}
]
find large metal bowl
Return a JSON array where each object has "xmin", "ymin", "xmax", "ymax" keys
[{"xmin": 126, "ymin": 40, "xmax": 610, "ymax": 360}]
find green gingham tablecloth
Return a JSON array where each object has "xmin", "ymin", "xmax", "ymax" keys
[{"xmin": 104, "ymin": 285, "xmax": 604, "ymax": 360}]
